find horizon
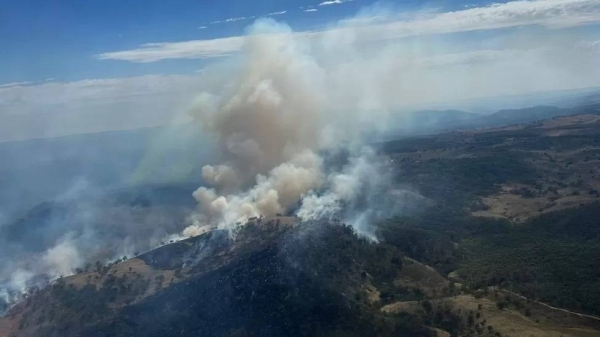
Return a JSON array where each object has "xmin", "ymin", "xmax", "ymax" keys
[{"xmin": 1, "ymin": 0, "xmax": 600, "ymax": 141}]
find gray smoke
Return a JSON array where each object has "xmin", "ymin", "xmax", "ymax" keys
[
  {"xmin": 0, "ymin": 180, "xmax": 196, "ymax": 312},
  {"xmin": 181, "ymin": 19, "xmax": 409, "ymax": 238}
]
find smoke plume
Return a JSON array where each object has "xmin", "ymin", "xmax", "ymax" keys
[
  {"xmin": 0, "ymin": 181, "xmax": 196, "ymax": 312},
  {"xmin": 182, "ymin": 19, "xmax": 403, "ymax": 238}
]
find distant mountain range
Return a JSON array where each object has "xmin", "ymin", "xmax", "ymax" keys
[{"xmin": 384, "ymin": 103, "xmax": 600, "ymax": 138}]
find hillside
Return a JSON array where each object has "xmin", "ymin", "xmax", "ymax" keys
[
  {"xmin": 0, "ymin": 184, "xmax": 199, "ymax": 300},
  {"xmin": 3, "ymin": 216, "xmax": 599, "ymax": 337},
  {"xmin": 3, "ymin": 109, "xmax": 600, "ymax": 336},
  {"xmin": 1, "ymin": 220, "xmax": 429, "ymax": 337},
  {"xmin": 379, "ymin": 111, "xmax": 600, "ymax": 318}
]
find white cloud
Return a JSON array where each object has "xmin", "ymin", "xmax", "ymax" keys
[
  {"xmin": 268, "ymin": 10, "xmax": 287, "ymax": 16},
  {"xmin": 225, "ymin": 16, "xmax": 250, "ymax": 23},
  {"xmin": 97, "ymin": 36, "xmax": 244, "ymax": 62},
  {"xmin": 206, "ymin": 10, "xmax": 285, "ymax": 27},
  {"xmin": 0, "ymin": 74, "xmax": 212, "ymax": 141},
  {"xmin": 319, "ymin": 0, "xmax": 353, "ymax": 6},
  {"xmin": 209, "ymin": 16, "xmax": 258, "ymax": 25},
  {"xmin": 338, "ymin": 15, "xmax": 389, "ymax": 26},
  {"xmin": 577, "ymin": 39, "xmax": 600, "ymax": 51},
  {"xmin": 0, "ymin": 75, "xmax": 205, "ymax": 107},
  {"xmin": 6, "ymin": 39, "xmax": 600, "ymax": 142},
  {"xmin": 417, "ymin": 49, "xmax": 524, "ymax": 67},
  {"xmin": 355, "ymin": 0, "xmax": 600, "ymax": 41},
  {"xmin": 98, "ymin": 0, "xmax": 600, "ymax": 63},
  {"xmin": 0, "ymin": 81, "xmax": 32, "ymax": 88}
]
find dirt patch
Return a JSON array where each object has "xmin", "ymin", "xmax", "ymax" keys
[
  {"xmin": 66, "ymin": 257, "xmax": 178, "ymax": 306},
  {"xmin": 68, "ymin": 258, "xmax": 154, "ymax": 288},
  {"xmin": 0, "ymin": 316, "xmax": 14, "ymax": 337},
  {"xmin": 382, "ymin": 294, "xmax": 600, "ymax": 336},
  {"xmin": 432, "ymin": 327, "xmax": 451, "ymax": 337},
  {"xmin": 364, "ymin": 283, "xmax": 380, "ymax": 304},
  {"xmin": 450, "ymin": 295, "xmax": 600, "ymax": 337},
  {"xmin": 396, "ymin": 258, "xmax": 449, "ymax": 297},
  {"xmin": 473, "ymin": 192, "xmax": 599, "ymax": 222},
  {"xmin": 543, "ymin": 195, "xmax": 599, "ymax": 213},
  {"xmin": 380, "ymin": 300, "xmax": 420, "ymax": 314},
  {"xmin": 541, "ymin": 114, "xmax": 600, "ymax": 129},
  {"xmin": 472, "ymin": 193, "xmax": 549, "ymax": 222},
  {"xmin": 447, "ymin": 271, "xmax": 462, "ymax": 283},
  {"xmin": 472, "ymin": 180, "xmax": 600, "ymax": 222}
]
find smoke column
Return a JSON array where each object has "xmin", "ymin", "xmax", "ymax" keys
[{"xmin": 183, "ymin": 19, "xmax": 399, "ymax": 238}]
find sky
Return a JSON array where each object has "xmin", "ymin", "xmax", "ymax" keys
[{"xmin": 1, "ymin": 0, "xmax": 600, "ymax": 141}]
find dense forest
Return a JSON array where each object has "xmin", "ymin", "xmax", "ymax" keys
[{"xmin": 379, "ymin": 117, "xmax": 600, "ymax": 317}]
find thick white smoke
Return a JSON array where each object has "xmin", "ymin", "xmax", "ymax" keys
[
  {"xmin": 297, "ymin": 150, "xmax": 378, "ymax": 221},
  {"xmin": 42, "ymin": 239, "xmax": 82, "ymax": 277},
  {"xmin": 189, "ymin": 150, "xmax": 324, "ymax": 231},
  {"xmin": 0, "ymin": 183, "xmax": 194, "ymax": 312},
  {"xmin": 297, "ymin": 148, "xmax": 397, "ymax": 242},
  {"xmin": 0, "ymin": 237, "xmax": 83, "ymax": 313},
  {"xmin": 183, "ymin": 19, "xmax": 400, "ymax": 238}
]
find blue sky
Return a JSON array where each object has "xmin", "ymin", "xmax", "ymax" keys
[
  {"xmin": 1, "ymin": 0, "xmax": 340, "ymax": 81},
  {"xmin": 2, "ymin": 0, "xmax": 597, "ymax": 83},
  {"xmin": 1, "ymin": 0, "xmax": 600, "ymax": 141},
  {"xmin": 0, "ymin": 0, "xmax": 491, "ymax": 82}
]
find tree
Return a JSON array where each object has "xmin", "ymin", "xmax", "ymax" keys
[
  {"xmin": 467, "ymin": 312, "xmax": 475, "ymax": 326},
  {"xmin": 420, "ymin": 299, "xmax": 433, "ymax": 313}
]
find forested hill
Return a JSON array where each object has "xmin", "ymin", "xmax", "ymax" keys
[{"xmin": 3, "ymin": 111, "xmax": 600, "ymax": 337}]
